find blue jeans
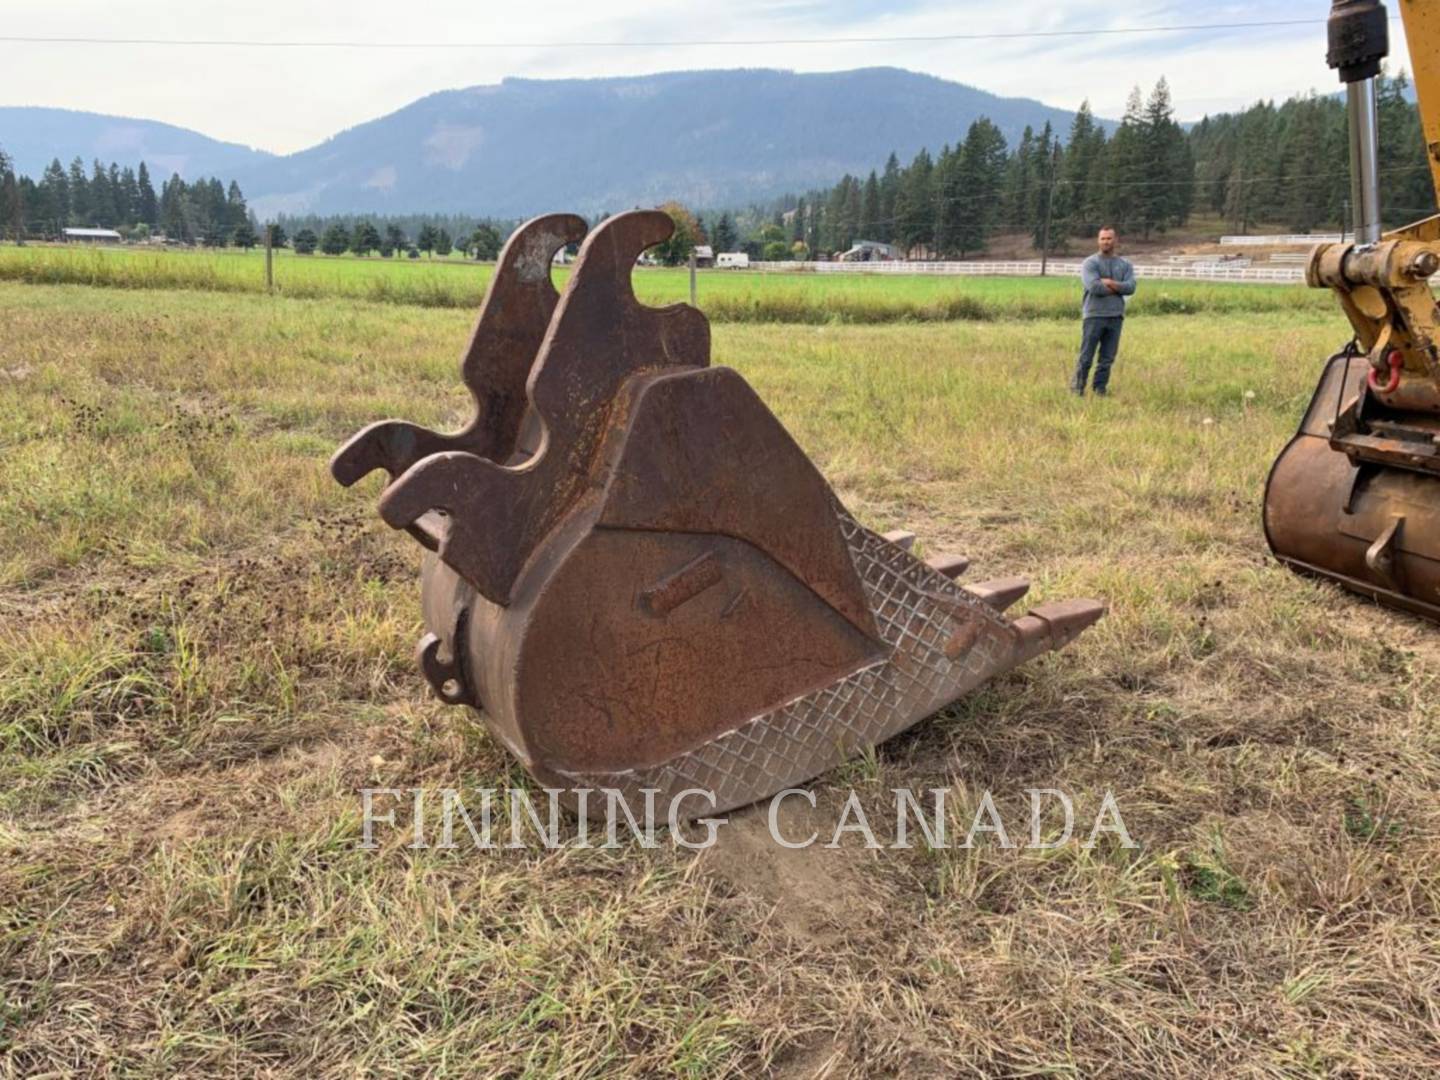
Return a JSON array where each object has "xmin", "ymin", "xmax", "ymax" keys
[{"xmin": 1073, "ymin": 317, "xmax": 1124, "ymax": 393}]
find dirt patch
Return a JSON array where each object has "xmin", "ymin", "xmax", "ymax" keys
[{"xmin": 700, "ymin": 794, "xmax": 895, "ymax": 948}]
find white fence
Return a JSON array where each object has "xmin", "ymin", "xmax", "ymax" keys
[
  {"xmin": 1219, "ymin": 234, "xmax": 1339, "ymax": 246},
  {"xmin": 749, "ymin": 259, "xmax": 1086, "ymax": 276},
  {"xmin": 746, "ymin": 260, "xmax": 1306, "ymax": 284}
]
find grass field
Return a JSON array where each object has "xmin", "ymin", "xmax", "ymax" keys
[
  {"xmin": 1, "ymin": 272, "xmax": 1437, "ymax": 1076},
  {"xmin": 0, "ymin": 242, "xmax": 1335, "ymax": 323}
]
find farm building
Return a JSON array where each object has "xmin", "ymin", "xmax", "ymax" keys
[
  {"xmin": 838, "ymin": 239, "xmax": 901, "ymax": 262},
  {"xmin": 62, "ymin": 228, "xmax": 123, "ymax": 245},
  {"xmin": 692, "ymin": 244, "xmax": 714, "ymax": 268}
]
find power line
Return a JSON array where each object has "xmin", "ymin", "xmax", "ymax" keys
[{"xmin": 0, "ymin": 17, "xmax": 1392, "ymax": 51}]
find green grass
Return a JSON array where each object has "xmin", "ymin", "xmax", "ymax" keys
[
  {"xmin": 2, "ymin": 280, "xmax": 1438, "ymax": 1076},
  {"xmin": 0, "ymin": 241, "xmax": 1336, "ymax": 323}
]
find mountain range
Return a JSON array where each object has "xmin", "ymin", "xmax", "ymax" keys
[{"xmin": 1, "ymin": 68, "xmax": 1102, "ymax": 218}]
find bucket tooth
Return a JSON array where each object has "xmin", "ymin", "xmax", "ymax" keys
[
  {"xmin": 882, "ymin": 529, "xmax": 917, "ymax": 551},
  {"xmin": 925, "ymin": 553, "xmax": 970, "ymax": 580},
  {"xmin": 1011, "ymin": 599, "xmax": 1107, "ymax": 664},
  {"xmin": 964, "ymin": 576, "xmax": 1031, "ymax": 612},
  {"xmin": 333, "ymin": 208, "xmax": 1107, "ymax": 819}
]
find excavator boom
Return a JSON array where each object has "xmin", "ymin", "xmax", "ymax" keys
[{"xmin": 1400, "ymin": 0, "xmax": 1440, "ymax": 201}]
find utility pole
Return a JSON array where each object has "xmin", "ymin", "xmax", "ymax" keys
[
  {"xmin": 1039, "ymin": 141, "xmax": 1061, "ymax": 277},
  {"xmin": 264, "ymin": 224, "xmax": 274, "ymax": 293}
]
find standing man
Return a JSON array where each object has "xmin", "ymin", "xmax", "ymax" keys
[{"xmin": 1071, "ymin": 226, "xmax": 1136, "ymax": 396}]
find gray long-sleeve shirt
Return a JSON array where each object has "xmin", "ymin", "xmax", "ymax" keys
[{"xmin": 1080, "ymin": 253, "xmax": 1137, "ymax": 319}]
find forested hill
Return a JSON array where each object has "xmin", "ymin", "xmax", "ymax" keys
[
  {"xmin": 3, "ymin": 69, "xmax": 1095, "ymax": 217},
  {"xmin": 776, "ymin": 75, "xmax": 1436, "ymax": 261}
]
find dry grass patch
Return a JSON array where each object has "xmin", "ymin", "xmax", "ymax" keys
[{"xmin": 1, "ymin": 283, "xmax": 1437, "ymax": 1076}]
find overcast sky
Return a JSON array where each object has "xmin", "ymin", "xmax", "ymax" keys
[{"xmin": 1, "ymin": 0, "xmax": 1412, "ymax": 154}]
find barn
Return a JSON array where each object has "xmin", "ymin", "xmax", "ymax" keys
[{"xmin": 62, "ymin": 228, "xmax": 123, "ymax": 245}]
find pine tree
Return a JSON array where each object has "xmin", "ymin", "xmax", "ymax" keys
[
  {"xmin": 950, "ymin": 120, "xmax": 1008, "ymax": 256},
  {"xmin": 89, "ymin": 160, "xmax": 115, "ymax": 227},
  {"xmin": 877, "ymin": 152, "xmax": 901, "ymax": 243},
  {"xmin": 320, "ymin": 223, "xmax": 351, "ymax": 255},
  {"xmin": 107, "ymin": 163, "xmax": 125, "ymax": 224},
  {"xmin": 1023, "ymin": 123, "xmax": 1057, "ymax": 246},
  {"xmin": 118, "ymin": 166, "xmax": 139, "ymax": 226},
  {"xmin": 9, "ymin": 172, "xmax": 29, "ymax": 243},
  {"xmin": 1002, "ymin": 126, "xmax": 1036, "ymax": 237},
  {"xmin": 416, "ymin": 223, "xmax": 438, "ymax": 256},
  {"xmin": 4, "ymin": 170, "xmax": 24, "ymax": 243},
  {"xmin": 860, "ymin": 171, "xmax": 881, "ymax": 239},
  {"xmin": 1059, "ymin": 102, "xmax": 1105, "ymax": 237},
  {"xmin": 1099, "ymin": 88, "xmax": 1146, "ymax": 233},
  {"xmin": 160, "ymin": 174, "xmax": 188, "ymax": 241},
  {"xmin": 40, "ymin": 159, "xmax": 69, "ymax": 235},
  {"xmin": 1135, "ymin": 78, "xmax": 1189, "ymax": 236},
  {"xmin": 893, "ymin": 149, "xmax": 934, "ymax": 256},
  {"xmin": 292, "ymin": 227, "xmax": 318, "ymax": 255},
  {"xmin": 435, "ymin": 228, "xmax": 453, "ymax": 257},
  {"xmin": 225, "ymin": 181, "xmax": 248, "ymax": 233},
  {"xmin": 232, "ymin": 218, "xmax": 258, "ymax": 249},
  {"xmin": 1378, "ymin": 71, "xmax": 1437, "ymax": 222},
  {"xmin": 67, "ymin": 157, "xmax": 89, "ymax": 225},
  {"xmin": 932, "ymin": 145, "xmax": 964, "ymax": 256},
  {"xmin": 712, "ymin": 212, "xmax": 737, "ymax": 253},
  {"xmin": 469, "ymin": 223, "xmax": 501, "ymax": 260},
  {"xmin": 137, "ymin": 162, "xmax": 158, "ymax": 225},
  {"xmin": 1032, "ymin": 130, "xmax": 1061, "ymax": 250},
  {"xmin": 821, "ymin": 180, "xmax": 847, "ymax": 253},
  {"xmin": 0, "ymin": 148, "xmax": 16, "ymax": 242},
  {"xmin": 351, "ymin": 220, "xmax": 381, "ymax": 255},
  {"xmin": 841, "ymin": 177, "xmax": 862, "ymax": 249},
  {"xmin": 805, "ymin": 202, "xmax": 823, "ymax": 255},
  {"xmin": 197, "ymin": 179, "xmax": 229, "ymax": 246}
]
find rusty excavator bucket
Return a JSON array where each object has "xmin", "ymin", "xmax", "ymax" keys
[
  {"xmin": 332, "ymin": 210, "xmax": 1104, "ymax": 815},
  {"xmin": 1265, "ymin": 0, "xmax": 1440, "ymax": 623}
]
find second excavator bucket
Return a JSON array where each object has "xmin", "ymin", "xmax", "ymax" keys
[
  {"xmin": 332, "ymin": 210, "xmax": 1105, "ymax": 816},
  {"xmin": 1265, "ymin": 347, "xmax": 1440, "ymax": 622}
]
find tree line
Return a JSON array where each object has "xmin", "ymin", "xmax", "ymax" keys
[
  {"xmin": 1189, "ymin": 73, "xmax": 1433, "ymax": 233},
  {"xmin": 283, "ymin": 220, "xmax": 506, "ymax": 260},
  {"xmin": 0, "ymin": 152, "xmax": 262, "ymax": 247},
  {"xmin": 274, "ymin": 212, "xmax": 513, "ymax": 260},
  {"xmin": 758, "ymin": 79, "xmax": 1190, "ymax": 260},
  {"xmin": 739, "ymin": 72, "xmax": 1434, "ymax": 260},
  {"xmin": 0, "ymin": 152, "xmax": 514, "ymax": 260}
]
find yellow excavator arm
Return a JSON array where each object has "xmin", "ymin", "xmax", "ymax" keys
[
  {"xmin": 1263, "ymin": 1, "xmax": 1440, "ymax": 623},
  {"xmin": 1399, "ymin": 0, "xmax": 1440, "ymax": 206}
]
